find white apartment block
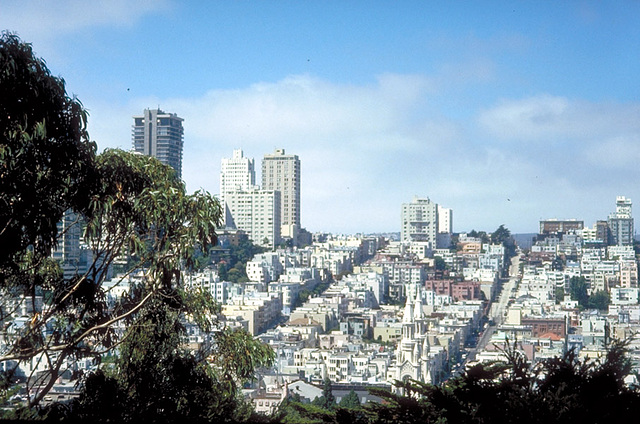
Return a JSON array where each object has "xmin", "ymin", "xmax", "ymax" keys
[
  {"xmin": 401, "ymin": 197, "xmax": 438, "ymax": 244},
  {"xmin": 402, "ymin": 197, "xmax": 453, "ymax": 248},
  {"xmin": 225, "ymin": 188, "xmax": 281, "ymax": 248},
  {"xmin": 268, "ymin": 281, "xmax": 301, "ymax": 315},
  {"xmin": 184, "ymin": 269, "xmax": 231, "ymax": 304},
  {"xmin": 610, "ymin": 287, "xmax": 640, "ymax": 305},
  {"xmin": 220, "ymin": 149, "xmax": 256, "ymax": 227},
  {"xmin": 246, "ymin": 252, "xmax": 284, "ymax": 283},
  {"xmin": 608, "ymin": 196, "xmax": 634, "ymax": 246},
  {"xmin": 437, "ymin": 205, "xmax": 453, "ymax": 234},
  {"xmin": 262, "ymin": 148, "xmax": 301, "ymax": 239},
  {"xmin": 607, "ymin": 245, "xmax": 636, "ymax": 261},
  {"xmin": 620, "ymin": 262, "xmax": 639, "ymax": 288}
]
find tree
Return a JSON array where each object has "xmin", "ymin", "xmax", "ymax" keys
[
  {"xmin": 365, "ymin": 339, "xmax": 640, "ymax": 424},
  {"xmin": 338, "ymin": 390, "xmax": 360, "ymax": 409},
  {"xmin": 570, "ymin": 276, "xmax": 589, "ymax": 308},
  {"xmin": 69, "ymin": 295, "xmax": 274, "ymax": 423},
  {"xmin": 1, "ymin": 32, "xmax": 96, "ymax": 271},
  {"xmin": 311, "ymin": 378, "xmax": 336, "ymax": 411},
  {"xmin": 491, "ymin": 224, "xmax": 511, "ymax": 245},
  {"xmin": 1, "ymin": 33, "xmax": 233, "ymax": 407},
  {"xmin": 434, "ymin": 256, "xmax": 447, "ymax": 271},
  {"xmin": 588, "ymin": 290, "xmax": 610, "ymax": 311}
]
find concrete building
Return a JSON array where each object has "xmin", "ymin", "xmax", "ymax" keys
[
  {"xmin": 539, "ymin": 219, "xmax": 584, "ymax": 235},
  {"xmin": 262, "ymin": 149, "xmax": 301, "ymax": 240},
  {"xmin": 401, "ymin": 197, "xmax": 453, "ymax": 248},
  {"xmin": 401, "ymin": 197, "xmax": 438, "ymax": 244},
  {"xmin": 437, "ymin": 205, "xmax": 453, "ymax": 234},
  {"xmin": 132, "ymin": 108, "xmax": 184, "ymax": 178},
  {"xmin": 608, "ymin": 196, "xmax": 634, "ymax": 246},
  {"xmin": 222, "ymin": 292, "xmax": 282, "ymax": 335},
  {"xmin": 225, "ymin": 188, "xmax": 281, "ymax": 248},
  {"xmin": 220, "ymin": 149, "xmax": 256, "ymax": 227},
  {"xmin": 52, "ymin": 210, "xmax": 83, "ymax": 280}
]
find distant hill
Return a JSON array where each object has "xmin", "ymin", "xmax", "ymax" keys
[{"xmin": 513, "ymin": 233, "xmax": 536, "ymax": 249}]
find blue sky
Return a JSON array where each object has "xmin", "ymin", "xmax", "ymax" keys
[{"xmin": 3, "ymin": 1, "xmax": 640, "ymax": 235}]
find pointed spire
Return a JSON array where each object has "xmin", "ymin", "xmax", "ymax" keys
[
  {"xmin": 422, "ymin": 336, "xmax": 430, "ymax": 359},
  {"xmin": 413, "ymin": 287, "xmax": 424, "ymax": 321},
  {"xmin": 402, "ymin": 286, "xmax": 414, "ymax": 324}
]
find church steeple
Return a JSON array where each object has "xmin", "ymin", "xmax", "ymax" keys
[
  {"xmin": 402, "ymin": 286, "xmax": 414, "ymax": 324},
  {"xmin": 413, "ymin": 287, "xmax": 424, "ymax": 321}
]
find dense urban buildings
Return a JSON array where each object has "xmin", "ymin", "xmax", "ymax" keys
[
  {"xmin": 262, "ymin": 149, "xmax": 301, "ymax": 240},
  {"xmin": 132, "ymin": 108, "xmax": 184, "ymax": 178}
]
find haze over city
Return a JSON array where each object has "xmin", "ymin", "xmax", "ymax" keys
[{"xmin": 2, "ymin": 0, "xmax": 639, "ymax": 234}]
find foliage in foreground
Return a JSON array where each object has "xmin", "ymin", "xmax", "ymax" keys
[
  {"xmin": 365, "ymin": 339, "xmax": 640, "ymax": 424},
  {"xmin": 65, "ymin": 297, "xmax": 274, "ymax": 423},
  {"xmin": 274, "ymin": 339, "xmax": 640, "ymax": 424},
  {"xmin": 1, "ymin": 31, "xmax": 275, "ymax": 422}
]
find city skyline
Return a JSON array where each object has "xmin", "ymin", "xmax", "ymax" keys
[{"xmin": 3, "ymin": 1, "xmax": 639, "ymax": 234}]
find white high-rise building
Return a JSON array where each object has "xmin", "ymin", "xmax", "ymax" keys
[
  {"xmin": 402, "ymin": 197, "xmax": 438, "ymax": 245},
  {"xmin": 402, "ymin": 197, "xmax": 452, "ymax": 248},
  {"xmin": 262, "ymin": 149, "xmax": 300, "ymax": 240},
  {"xmin": 437, "ymin": 205, "xmax": 453, "ymax": 234},
  {"xmin": 220, "ymin": 149, "xmax": 256, "ymax": 227},
  {"xmin": 225, "ymin": 188, "xmax": 281, "ymax": 248},
  {"xmin": 608, "ymin": 196, "xmax": 634, "ymax": 246}
]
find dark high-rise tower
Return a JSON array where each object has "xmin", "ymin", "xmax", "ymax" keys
[{"xmin": 132, "ymin": 109, "xmax": 184, "ymax": 178}]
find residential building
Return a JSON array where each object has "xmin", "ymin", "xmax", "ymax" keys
[
  {"xmin": 225, "ymin": 188, "xmax": 281, "ymax": 248},
  {"xmin": 539, "ymin": 219, "xmax": 584, "ymax": 235},
  {"xmin": 262, "ymin": 149, "xmax": 301, "ymax": 240},
  {"xmin": 132, "ymin": 108, "xmax": 184, "ymax": 178},
  {"xmin": 608, "ymin": 196, "xmax": 634, "ymax": 246},
  {"xmin": 437, "ymin": 205, "xmax": 453, "ymax": 234},
  {"xmin": 52, "ymin": 210, "xmax": 83, "ymax": 280},
  {"xmin": 401, "ymin": 197, "xmax": 438, "ymax": 245},
  {"xmin": 220, "ymin": 149, "xmax": 256, "ymax": 227}
]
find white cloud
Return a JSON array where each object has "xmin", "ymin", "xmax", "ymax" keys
[
  {"xmin": 478, "ymin": 95, "xmax": 640, "ymax": 142},
  {"xmin": 85, "ymin": 80, "xmax": 640, "ymax": 234},
  {"xmin": 85, "ymin": 73, "xmax": 439, "ymax": 233},
  {"xmin": 583, "ymin": 135, "xmax": 640, "ymax": 169},
  {"xmin": 1, "ymin": 0, "xmax": 170, "ymax": 39}
]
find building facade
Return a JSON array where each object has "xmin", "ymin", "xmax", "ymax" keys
[
  {"xmin": 539, "ymin": 219, "xmax": 584, "ymax": 235},
  {"xmin": 220, "ymin": 149, "xmax": 256, "ymax": 227},
  {"xmin": 608, "ymin": 196, "xmax": 634, "ymax": 246},
  {"xmin": 262, "ymin": 149, "xmax": 300, "ymax": 239},
  {"xmin": 401, "ymin": 197, "xmax": 438, "ymax": 245},
  {"xmin": 132, "ymin": 109, "xmax": 184, "ymax": 178},
  {"xmin": 437, "ymin": 205, "xmax": 453, "ymax": 234},
  {"xmin": 224, "ymin": 188, "xmax": 281, "ymax": 248}
]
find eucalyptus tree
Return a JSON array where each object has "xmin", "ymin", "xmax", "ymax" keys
[{"xmin": 1, "ymin": 32, "xmax": 273, "ymax": 414}]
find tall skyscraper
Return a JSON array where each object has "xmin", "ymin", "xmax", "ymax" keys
[
  {"xmin": 220, "ymin": 149, "xmax": 255, "ymax": 226},
  {"xmin": 262, "ymin": 149, "xmax": 300, "ymax": 239},
  {"xmin": 132, "ymin": 108, "xmax": 184, "ymax": 178},
  {"xmin": 608, "ymin": 196, "xmax": 634, "ymax": 246}
]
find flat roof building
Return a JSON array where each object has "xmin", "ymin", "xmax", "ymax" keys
[{"xmin": 132, "ymin": 109, "xmax": 184, "ymax": 178}]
